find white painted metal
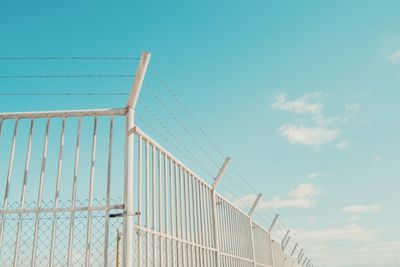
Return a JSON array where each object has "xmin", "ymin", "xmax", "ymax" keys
[
  {"xmin": 13, "ymin": 119, "xmax": 34, "ymax": 267},
  {"xmin": 282, "ymin": 230, "xmax": 290, "ymax": 246},
  {"xmin": 0, "ymin": 51, "xmax": 318, "ymax": 267},
  {"xmin": 212, "ymin": 157, "xmax": 231, "ymax": 189},
  {"xmin": 248, "ymin": 193, "xmax": 262, "ymax": 217},
  {"xmin": 290, "ymin": 243, "xmax": 298, "ymax": 257},
  {"xmin": 269, "ymin": 214, "xmax": 279, "ymax": 232}
]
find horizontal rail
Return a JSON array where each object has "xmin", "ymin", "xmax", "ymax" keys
[
  {"xmin": 0, "ymin": 204, "xmax": 124, "ymax": 214},
  {"xmin": 0, "ymin": 107, "xmax": 127, "ymax": 119},
  {"xmin": 219, "ymin": 251, "xmax": 255, "ymax": 264},
  {"xmin": 134, "ymin": 225, "xmax": 218, "ymax": 253}
]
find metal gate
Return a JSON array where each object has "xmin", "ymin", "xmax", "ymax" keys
[{"xmin": 0, "ymin": 52, "xmax": 311, "ymax": 267}]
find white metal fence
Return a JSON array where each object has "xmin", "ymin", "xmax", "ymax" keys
[{"xmin": 0, "ymin": 52, "xmax": 313, "ymax": 267}]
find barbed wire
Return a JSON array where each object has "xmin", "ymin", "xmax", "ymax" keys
[
  {"xmin": 0, "ymin": 74, "xmax": 134, "ymax": 79},
  {"xmin": 149, "ymin": 69, "xmax": 291, "ymax": 229},
  {"xmin": 0, "ymin": 57, "xmax": 139, "ymax": 60},
  {"xmin": 0, "ymin": 92, "xmax": 128, "ymax": 96}
]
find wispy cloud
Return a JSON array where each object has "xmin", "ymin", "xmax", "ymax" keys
[
  {"xmin": 307, "ymin": 172, "xmax": 326, "ymax": 179},
  {"xmin": 271, "ymin": 93, "xmax": 322, "ymax": 114},
  {"xmin": 294, "ymin": 223, "xmax": 383, "ymax": 242},
  {"xmin": 289, "ymin": 183, "xmax": 320, "ymax": 198},
  {"xmin": 388, "ymin": 49, "xmax": 400, "ymax": 64},
  {"xmin": 342, "ymin": 204, "xmax": 382, "ymax": 214},
  {"xmin": 279, "ymin": 124, "xmax": 340, "ymax": 146},
  {"xmin": 233, "ymin": 183, "xmax": 320, "ymax": 209},
  {"xmin": 272, "ymin": 93, "xmax": 355, "ymax": 148},
  {"xmin": 336, "ymin": 139, "xmax": 350, "ymax": 149},
  {"xmin": 346, "ymin": 103, "xmax": 361, "ymax": 112}
]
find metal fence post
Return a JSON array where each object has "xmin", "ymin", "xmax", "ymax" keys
[
  {"xmin": 247, "ymin": 193, "xmax": 262, "ymax": 266},
  {"xmin": 124, "ymin": 52, "xmax": 151, "ymax": 267},
  {"xmin": 211, "ymin": 157, "xmax": 230, "ymax": 267}
]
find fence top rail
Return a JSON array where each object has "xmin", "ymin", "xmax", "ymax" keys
[{"xmin": 0, "ymin": 107, "xmax": 127, "ymax": 119}]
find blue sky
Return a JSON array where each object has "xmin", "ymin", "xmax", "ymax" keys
[{"xmin": 1, "ymin": 1, "xmax": 400, "ymax": 266}]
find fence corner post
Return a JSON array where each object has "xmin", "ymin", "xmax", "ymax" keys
[{"xmin": 124, "ymin": 51, "xmax": 151, "ymax": 267}]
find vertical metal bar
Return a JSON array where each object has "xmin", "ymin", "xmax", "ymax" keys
[
  {"xmin": 168, "ymin": 159, "xmax": 174, "ymax": 266},
  {"xmin": 197, "ymin": 181, "xmax": 203, "ymax": 266},
  {"xmin": 157, "ymin": 150, "xmax": 162, "ymax": 267},
  {"xmin": 0, "ymin": 119, "xmax": 18, "ymax": 257},
  {"xmin": 137, "ymin": 135, "xmax": 143, "ymax": 267},
  {"xmin": 187, "ymin": 173, "xmax": 193, "ymax": 267},
  {"xmin": 233, "ymin": 209, "xmax": 239, "ymax": 257},
  {"xmin": 211, "ymin": 192, "xmax": 220, "ymax": 267},
  {"xmin": 203, "ymin": 186, "xmax": 211, "ymax": 266},
  {"xmin": 249, "ymin": 218, "xmax": 256, "ymax": 266},
  {"xmin": 67, "ymin": 117, "xmax": 82, "ymax": 267},
  {"xmin": 151, "ymin": 145, "xmax": 156, "ymax": 267},
  {"xmin": 124, "ymin": 108, "xmax": 135, "ymax": 267},
  {"xmin": 225, "ymin": 203, "xmax": 233, "ymax": 256},
  {"xmin": 191, "ymin": 176, "xmax": 198, "ymax": 267},
  {"xmin": 13, "ymin": 119, "xmax": 34, "ymax": 267},
  {"xmin": 219, "ymin": 199, "xmax": 225, "ymax": 255},
  {"xmin": 163, "ymin": 155, "xmax": 169, "ymax": 267},
  {"xmin": 178, "ymin": 167, "xmax": 183, "ymax": 267},
  {"xmin": 145, "ymin": 140, "xmax": 149, "ymax": 267},
  {"xmin": 85, "ymin": 116, "xmax": 98, "ymax": 267},
  {"xmin": 104, "ymin": 116, "xmax": 114, "ymax": 267},
  {"xmin": 31, "ymin": 118, "xmax": 50, "ymax": 267},
  {"xmin": 183, "ymin": 170, "xmax": 189, "ymax": 267},
  {"xmin": 174, "ymin": 163, "xmax": 179, "ymax": 267},
  {"xmin": 49, "ymin": 118, "xmax": 66, "ymax": 267}
]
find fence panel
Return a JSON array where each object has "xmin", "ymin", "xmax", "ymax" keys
[
  {"xmin": 253, "ymin": 222, "xmax": 274, "ymax": 267},
  {"xmin": 133, "ymin": 127, "xmax": 217, "ymax": 267},
  {"xmin": 0, "ymin": 109, "xmax": 126, "ymax": 267},
  {"xmin": 0, "ymin": 112, "xmax": 304, "ymax": 267},
  {"xmin": 271, "ymin": 240, "xmax": 285, "ymax": 267}
]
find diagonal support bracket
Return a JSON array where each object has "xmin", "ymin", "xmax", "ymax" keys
[
  {"xmin": 212, "ymin": 157, "xmax": 231, "ymax": 190},
  {"xmin": 248, "ymin": 193, "xmax": 262, "ymax": 217}
]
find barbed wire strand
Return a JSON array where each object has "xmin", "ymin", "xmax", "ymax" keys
[
  {"xmin": 0, "ymin": 92, "xmax": 128, "ymax": 96},
  {"xmin": 149, "ymin": 69, "xmax": 291, "ymax": 230},
  {"xmin": 0, "ymin": 57, "xmax": 139, "ymax": 60},
  {"xmin": 0, "ymin": 75, "xmax": 134, "ymax": 79}
]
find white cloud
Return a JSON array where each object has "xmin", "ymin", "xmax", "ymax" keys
[
  {"xmin": 271, "ymin": 93, "xmax": 322, "ymax": 114},
  {"xmin": 279, "ymin": 124, "xmax": 340, "ymax": 146},
  {"xmin": 292, "ymin": 227, "xmax": 397, "ymax": 267},
  {"xmin": 342, "ymin": 204, "xmax": 382, "ymax": 214},
  {"xmin": 307, "ymin": 172, "xmax": 326, "ymax": 179},
  {"xmin": 289, "ymin": 183, "xmax": 320, "ymax": 198},
  {"xmin": 232, "ymin": 183, "xmax": 320, "ymax": 210},
  {"xmin": 346, "ymin": 103, "xmax": 361, "ymax": 112},
  {"xmin": 294, "ymin": 223, "xmax": 383, "ymax": 242},
  {"xmin": 348, "ymin": 214, "xmax": 362, "ymax": 223},
  {"xmin": 388, "ymin": 50, "xmax": 400, "ymax": 64},
  {"xmin": 336, "ymin": 139, "xmax": 350, "ymax": 149},
  {"xmin": 374, "ymin": 156, "xmax": 383, "ymax": 162},
  {"xmin": 312, "ymin": 114, "xmax": 340, "ymax": 126},
  {"xmin": 266, "ymin": 197, "xmax": 316, "ymax": 209}
]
